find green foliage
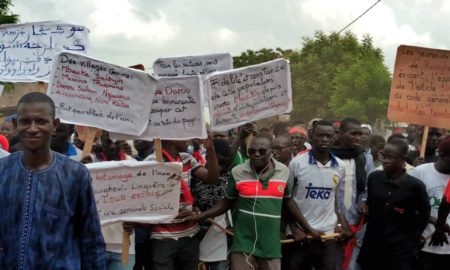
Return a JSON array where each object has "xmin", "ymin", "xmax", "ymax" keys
[
  {"xmin": 233, "ymin": 31, "xmax": 391, "ymax": 124},
  {"xmin": 233, "ymin": 48, "xmax": 300, "ymax": 68},
  {"xmin": 0, "ymin": 0, "xmax": 19, "ymax": 25},
  {"xmin": 290, "ymin": 31, "xmax": 391, "ymax": 123}
]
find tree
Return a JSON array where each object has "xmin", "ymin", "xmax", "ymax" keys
[
  {"xmin": 233, "ymin": 48, "xmax": 300, "ymax": 68},
  {"xmin": 291, "ymin": 32, "xmax": 391, "ymax": 123},
  {"xmin": 0, "ymin": 0, "xmax": 19, "ymax": 25}
]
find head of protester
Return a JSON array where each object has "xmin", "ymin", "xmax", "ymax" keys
[
  {"xmin": 95, "ymin": 131, "xmax": 128, "ymax": 161},
  {"xmin": 133, "ymin": 139, "xmax": 154, "ymax": 161},
  {"xmin": 337, "ymin": 117, "xmax": 363, "ymax": 150},
  {"xmin": 13, "ymin": 92, "xmax": 58, "ymax": 165},
  {"xmin": 272, "ymin": 134, "xmax": 294, "ymax": 166},
  {"xmin": 210, "ymin": 138, "xmax": 232, "ymax": 173},
  {"xmin": 0, "ymin": 92, "xmax": 106, "ymax": 269},
  {"xmin": 379, "ymin": 139, "xmax": 409, "ymax": 176},
  {"xmin": 50, "ymin": 122, "xmax": 83, "ymax": 161},
  {"xmin": 360, "ymin": 124, "xmax": 372, "ymax": 151},
  {"xmin": 435, "ymin": 135, "xmax": 450, "ymax": 174},
  {"xmin": 310, "ymin": 120, "xmax": 336, "ymax": 154},
  {"xmin": 248, "ymin": 135, "xmax": 273, "ymax": 173},
  {"xmin": 272, "ymin": 121, "xmax": 291, "ymax": 137},
  {"xmin": 369, "ymin": 135, "xmax": 386, "ymax": 168},
  {"xmin": 306, "ymin": 118, "xmax": 322, "ymax": 141},
  {"xmin": 407, "ymin": 126, "xmax": 444, "ymax": 166},
  {"xmin": 289, "ymin": 126, "xmax": 308, "ymax": 154},
  {"xmin": 0, "ymin": 115, "xmax": 16, "ymax": 140}
]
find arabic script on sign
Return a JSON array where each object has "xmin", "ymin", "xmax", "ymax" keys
[{"xmin": 0, "ymin": 21, "xmax": 89, "ymax": 82}]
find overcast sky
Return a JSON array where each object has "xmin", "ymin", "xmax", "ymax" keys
[{"xmin": 12, "ymin": 0, "xmax": 450, "ymax": 72}]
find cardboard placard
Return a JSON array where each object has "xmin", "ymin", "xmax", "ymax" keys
[{"xmin": 388, "ymin": 45, "xmax": 450, "ymax": 129}]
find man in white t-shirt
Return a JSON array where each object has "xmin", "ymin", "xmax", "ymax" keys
[
  {"xmin": 286, "ymin": 120, "xmax": 351, "ymax": 270},
  {"xmin": 409, "ymin": 135, "xmax": 450, "ymax": 269}
]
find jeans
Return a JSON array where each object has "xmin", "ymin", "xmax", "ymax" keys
[{"xmin": 106, "ymin": 251, "xmax": 135, "ymax": 270}]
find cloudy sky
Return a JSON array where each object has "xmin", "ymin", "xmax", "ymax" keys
[{"xmin": 11, "ymin": 0, "xmax": 450, "ymax": 72}]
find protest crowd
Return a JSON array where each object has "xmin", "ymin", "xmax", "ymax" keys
[{"xmin": 1, "ymin": 22, "xmax": 450, "ymax": 270}]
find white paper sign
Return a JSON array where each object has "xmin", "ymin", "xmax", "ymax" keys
[
  {"xmin": 110, "ymin": 76, "xmax": 206, "ymax": 141},
  {"xmin": 153, "ymin": 53, "xmax": 233, "ymax": 77},
  {"xmin": 0, "ymin": 21, "xmax": 89, "ymax": 82},
  {"xmin": 48, "ymin": 51, "xmax": 158, "ymax": 136},
  {"xmin": 205, "ymin": 58, "xmax": 292, "ymax": 131},
  {"xmin": 86, "ymin": 160, "xmax": 182, "ymax": 225},
  {"xmin": 0, "ymin": 85, "xmax": 4, "ymax": 96}
]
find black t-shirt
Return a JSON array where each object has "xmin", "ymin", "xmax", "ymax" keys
[{"xmin": 359, "ymin": 171, "xmax": 430, "ymax": 264}]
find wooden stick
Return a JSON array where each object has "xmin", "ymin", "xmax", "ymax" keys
[
  {"xmin": 207, "ymin": 218, "xmax": 340, "ymax": 242},
  {"xmin": 81, "ymin": 127, "xmax": 98, "ymax": 159},
  {"xmin": 121, "ymin": 229, "xmax": 130, "ymax": 264},
  {"xmin": 154, "ymin": 138, "xmax": 163, "ymax": 162},
  {"xmin": 420, "ymin": 126, "xmax": 429, "ymax": 159},
  {"xmin": 37, "ymin": 82, "xmax": 48, "ymax": 94}
]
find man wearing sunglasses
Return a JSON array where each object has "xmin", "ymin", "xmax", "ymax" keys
[
  {"xmin": 358, "ymin": 139, "xmax": 430, "ymax": 270},
  {"xmin": 188, "ymin": 135, "xmax": 316, "ymax": 270},
  {"xmin": 272, "ymin": 134, "xmax": 294, "ymax": 166}
]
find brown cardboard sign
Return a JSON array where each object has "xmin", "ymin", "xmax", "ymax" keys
[{"xmin": 388, "ymin": 45, "xmax": 450, "ymax": 129}]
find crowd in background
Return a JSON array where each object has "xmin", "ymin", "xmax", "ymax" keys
[{"xmin": 1, "ymin": 92, "xmax": 450, "ymax": 270}]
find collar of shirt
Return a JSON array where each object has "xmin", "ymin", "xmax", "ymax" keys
[
  {"xmin": 308, "ymin": 150, "xmax": 339, "ymax": 167},
  {"xmin": 382, "ymin": 170, "xmax": 407, "ymax": 187},
  {"xmin": 65, "ymin": 142, "xmax": 77, "ymax": 157}
]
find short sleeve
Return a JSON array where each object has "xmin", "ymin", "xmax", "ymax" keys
[
  {"xmin": 283, "ymin": 170, "xmax": 295, "ymax": 198},
  {"xmin": 225, "ymin": 173, "xmax": 238, "ymax": 199},
  {"xmin": 444, "ymin": 180, "xmax": 450, "ymax": 203}
]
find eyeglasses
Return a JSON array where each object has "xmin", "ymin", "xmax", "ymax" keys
[{"xmin": 248, "ymin": 148, "xmax": 269, "ymax": 156}]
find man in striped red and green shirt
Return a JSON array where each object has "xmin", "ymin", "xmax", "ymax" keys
[{"xmin": 190, "ymin": 135, "xmax": 318, "ymax": 270}]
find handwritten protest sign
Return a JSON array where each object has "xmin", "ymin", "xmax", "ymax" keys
[
  {"xmin": 48, "ymin": 51, "xmax": 158, "ymax": 136},
  {"xmin": 153, "ymin": 53, "xmax": 233, "ymax": 103},
  {"xmin": 153, "ymin": 53, "xmax": 233, "ymax": 77},
  {"xmin": 110, "ymin": 76, "xmax": 206, "ymax": 141},
  {"xmin": 86, "ymin": 160, "xmax": 182, "ymax": 225},
  {"xmin": 0, "ymin": 21, "xmax": 89, "ymax": 82},
  {"xmin": 205, "ymin": 58, "xmax": 292, "ymax": 131},
  {"xmin": 388, "ymin": 45, "xmax": 450, "ymax": 129}
]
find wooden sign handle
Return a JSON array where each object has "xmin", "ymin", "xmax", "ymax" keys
[
  {"xmin": 37, "ymin": 82, "xmax": 48, "ymax": 94},
  {"xmin": 245, "ymin": 133, "xmax": 254, "ymax": 150},
  {"xmin": 121, "ymin": 229, "xmax": 130, "ymax": 264},
  {"xmin": 81, "ymin": 127, "xmax": 98, "ymax": 159},
  {"xmin": 419, "ymin": 126, "xmax": 429, "ymax": 159},
  {"xmin": 154, "ymin": 138, "xmax": 163, "ymax": 162}
]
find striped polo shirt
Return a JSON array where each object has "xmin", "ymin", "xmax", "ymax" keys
[
  {"xmin": 225, "ymin": 158, "xmax": 291, "ymax": 259},
  {"xmin": 150, "ymin": 152, "xmax": 201, "ymax": 239}
]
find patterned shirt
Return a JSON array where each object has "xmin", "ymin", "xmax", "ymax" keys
[
  {"xmin": 146, "ymin": 151, "xmax": 201, "ymax": 239},
  {"xmin": 225, "ymin": 159, "xmax": 291, "ymax": 259},
  {"xmin": 0, "ymin": 152, "xmax": 106, "ymax": 270}
]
